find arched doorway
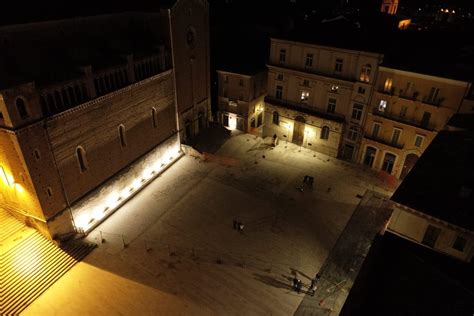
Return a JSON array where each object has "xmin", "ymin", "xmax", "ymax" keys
[
  {"xmin": 363, "ymin": 146, "xmax": 377, "ymax": 167},
  {"xmin": 400, "ymin": 153, "xmax": 419, "ymax": 179},
  {"xmin": 292, "ymin": 116, "xmax": 305, "ymax": 146}
]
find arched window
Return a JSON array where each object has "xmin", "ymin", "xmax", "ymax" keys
[
  {"xmin": 321, "ymin": 126, "xmax": 330, "ymax": 140},
  {"xmin": 151, "ymin": 108, "xmax": 157, "ymax": 128},
  {"xmin": 16, "ymin": 98, "xmax": 28, "ymax": 119},
  {"xmin": 272, "ymin": 111, "xmax": 280, "ymax": 125},
  {"xmin": 360, "ymin": 64, "xmax": 372, "ymax": 82},
  {"xmin": 76, "ymin": 146, "xmax": 88, "ymax": 173},
  {"xmin": 119, "ymin": 125, "xmax": 127, "ymax": 147}
]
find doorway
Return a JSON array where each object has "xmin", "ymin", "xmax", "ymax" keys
[
  {"xmin": 292, "ymin": 116, "xmax": 305, "ymax": 146},
  {"xmin": 363, "ymin": 146, "xmax": 376, "ymax": 167},
  {"xmin": 400, "ymin": 153, "xmax": 419, "ymax": 179}
]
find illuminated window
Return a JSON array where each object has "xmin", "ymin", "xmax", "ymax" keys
[
  {"xmin": 358, "ymin": 86, "xmax": 366, "ymax": 94},
  {"xmin": 383, "ymin": 78, "xmax": 393, "ymax": 92},
  {"xmin": 414, "ymin": 134, "xmax": 424, "ymax": 147},
  {"xmin": 379, "ymin": 100, "xmax": 387, "ymax": 112},
  {"xmin": 279, "ymin": 49, "xmax": 286, "ymax": 63},
  {"xmin": 16, "ymin": 98, "xmax": 28, "ymax": 119},
  {"xmin": 118, "ymin": 124, "xmax": 127, "ymax": 148},
  {"xmin": 151, "ymin": 108, "xmax": 157, "ymax": 128},
  {"xmin": 348, "ymin": 126, "xmax": 358, "ymax": 141},
  {"xmin": 372, "ymin": 122, "xmax": 381, "ymax": 138},
  {"xmin": 359, "ymin": 64, "xmax": 371, "ymax": 82},
  {"xmin": 276, "ymin": 85, "xmax": 283, "ymax": 100},
  {"xmin": 305, "ymin": 53, "xmax": 313, "ymax": 67},
  {"xmin": 327, "ymin": 98, "xmax": 337, "ymax": 113},
  {"xmin": 453, "ymin": 236, "xmax": 466, "ymax": 252},
  {"xmin": 76, "ymin": 146, "xmax": 88, "ymax": 173},
  {"xmin": 272, "ymin": 111, "xmax": 279, "ymax": 125},
  {"xmin": 351, "ymin": 103, "xmax": 364, "ymax": 121},
  {"xmin": 300, "ymin": 91, "xmax": 309, "ymax": 103},
  {"xmin": 335, "ymin": 58, "xmax": 343, "ymax": 72},
  {"xmin": 321, "ymin": 126, "xmax": 330, "ymax": 140}
]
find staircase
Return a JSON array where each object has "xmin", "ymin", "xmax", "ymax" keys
[{"xmin": 0, "ymin": 209, "xmax": 96, "ymax": 315}]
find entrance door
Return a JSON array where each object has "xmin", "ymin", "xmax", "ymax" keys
[
  {"xmin": 363, "ymin": 146, "xmax": 376, "ymax": 167},
  {"xmin": 222, "ymin": 114, "xmax": 229, "ymax": 127},
  {"xmin": 342, "ymin": 144, "xmax": 355, "ymax": 161},
  {"xmin": 236, "ymin": 117, "xmax": 244, "ymax": 130},
  {"xmin": 292, "ymin": 116, "xmax": 305, "ymax": 146},
  {"xmin": 382, "ymin": 153, "xmax": 396, "ymax": 174},
  {"xmin": 400, "ymin": 153, "xmax": 419, "ymax": 179}
]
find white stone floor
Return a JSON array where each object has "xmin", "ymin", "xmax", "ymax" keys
[{"xmin": 22, "ymin": 134, "xmax": 397, "ymax": 316}]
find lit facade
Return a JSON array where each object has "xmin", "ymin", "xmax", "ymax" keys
[
  {"xmin": 380, "ymin": 0, "xmax": 399, "ymax": 15},
  {"xmin": 0, "ymin": 0, "xmax": 210, "ymax": 239},
  {"xmin": 263, "ymin": 38, "xmax": 383, "ymax": 159},
  {"xmin": 360, "ymin": 67, "xmax": 468, "ymax": 179},
  {"xmin": 217, "ymin": 70, "xmax": 266, "ymax": 133}
]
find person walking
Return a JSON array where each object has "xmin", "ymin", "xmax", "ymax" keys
[{"xmin": 296, "ymin": 279, "xmax": 302, "ymax": 293}]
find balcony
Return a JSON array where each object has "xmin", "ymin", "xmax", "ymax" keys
[
  {"xmin": 363, "ymin": 133, "xmax": 404, "ymax": 149},
  {"xmin": 422, "ymin": 96, "xmax": 444, "ymax": 107},
  {"xmin": 267, "ymin": 62, "xmax": 356, "ymax": 83},
  {"xmin": 265, "ymin": 96, "xmax": 345, "ymax": 123},
  {"xmin": 372, "ymin": 107, "xmax": 435, "ymax": 131}
]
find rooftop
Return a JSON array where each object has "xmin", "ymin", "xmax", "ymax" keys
[{"xmin": 391, "ymin": 113, "xmax": 474, "ymax": 231}]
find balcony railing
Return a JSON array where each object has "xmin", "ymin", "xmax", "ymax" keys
[
  {"xmin": 377, "ymin": 87, "xmax": 444, "ymax": 107},
  {"xmin": 265, "ymin": 96, "xmax": 345, "ymax": 123},
  {"xmin": 363, "ymin": 133, "xmax": 404, "ymax": 149},
  {"xmin": 372, "ymin": 107, "xmax": 435, "ymax": 131},
  {"xmin": 268, "ymin": 62, "xmax": 356, "ymax": 83}
]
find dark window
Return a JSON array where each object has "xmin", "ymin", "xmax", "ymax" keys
[
  {"xmin": 358, "ymin": 86, "xmax": 366, "ymax": 94},
  {"xmin": 364, "ymin": 147, "xmax": 376, "ymax": 167},
  {"xmin": 119, "ymin": 125, "xmax": 127, "ymax": 147},
  {"xmin": 327, "ymin": 98, "xmax": 337, "ymax": 113},
  {"xmin": 276, "ymin": 85, "xmax": 283, "ymax": 100},
  {"xmin": 16, "ymin": 98, "xmax": 28, "ymax": 118},
  {"xmin": 272, "ymin": 111, "xmax": 279, "ymax": 125},
  {"xmin": 34, "ymin": 149, "xmax": 41, "ymax": 160},
  {"xmin": 279, "ymin": 49, "xmax": 286, "ymax": 63},
  {"xmin": 453, "ymin": 236, "xmax": 467, "ymax": 252},
  {"xmin": 76, "ymin": 146, "xmax": 88, "ymax": 173},
  {"xmin": 305, "ymin": 53, "xmax": 313, "ymax": 67},
  {"xmin": 152, "ymin": 108, "xmax": 157, "ymax": 128},
  {"xmin": 351, "ymin": 103, "xmax": 364, "ymax": 120},
  {"xmin": 421, "ymin": 112, "xmax": 431, "ymax": 128},
  {"xmin": 321, "ymin": 126, "xmax": 330, "ymax": 140},
  {"xmin": 422, "ymin": 225, "xmax": 441, "ymax": 248},
  {"xmin": 239, "ymin": 79, "xmax": 243, "ymax": 87},
  {"xmin": 46, "ymin": 187, "xmax": 53, "ymax": 197},
  {"xmin": 335, "ymin": 58, "xmax": 343, "ymax": 72}
]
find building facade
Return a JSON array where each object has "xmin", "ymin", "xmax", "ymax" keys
[
  {"xmin": 360, "ymin": 67, "xmax": 469, "ymax": 179},
  {"xmin": 263, "ymin": 38, "xmax": 383, "ymax": 159},
  {"xmin": 0, "ymin": 0, "xmax": 210, "ymax": 239},
  {"xmin": 216, "ymin": 69, "xmax": 266, "ymax": 134}
]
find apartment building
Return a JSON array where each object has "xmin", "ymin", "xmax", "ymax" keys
[
  {"xmin": 360, "ymin": 67, "xmax": 469, "ymax": 179},
  {"xmin": 216, "ymin": 68, "xmax": 267, "ymax": 134},
  {"xmin": 263, "ymin": 38, "xmax": 383, "ymax": 158}
]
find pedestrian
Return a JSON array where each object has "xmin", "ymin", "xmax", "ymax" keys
[
  {"xmin": 296, "ymin": 279, "xmax": 302, "ymax": 293},
  {"xmin": 292, "ymin": 276, "xmax": 298, "ymax": 290},
  {"xmin": 309, "ymin": 279, "xmax": 317, "ymax": 296}
]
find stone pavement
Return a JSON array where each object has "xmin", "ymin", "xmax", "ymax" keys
[{"xmin": 295, "ymin": 191, "xmax": 393, "ymax": 316}]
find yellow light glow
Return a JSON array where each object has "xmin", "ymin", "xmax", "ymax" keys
[{"xmin": 71, "ymin": 142, "xmax": 181, "ymax": 232}]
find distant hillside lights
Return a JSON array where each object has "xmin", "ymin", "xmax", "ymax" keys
[{"xmin": 73, "ymin": 145, "xmax": 182, "ymax": 233}]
